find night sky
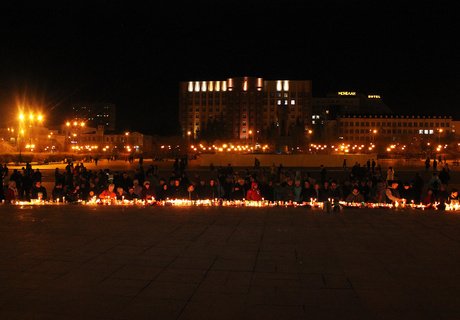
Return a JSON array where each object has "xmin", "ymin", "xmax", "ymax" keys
[{"xmin": 1, "ymin": 1, "xmax": 458, "ymax": 135}]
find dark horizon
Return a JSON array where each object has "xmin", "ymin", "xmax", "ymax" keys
[{"xmin": 1, "ymin": 1, "xmax": 459, "ymax": 135}]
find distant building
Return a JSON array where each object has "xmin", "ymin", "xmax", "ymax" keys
[
  {"xmin": 337, "ymin": 114, "xmax": 453, "ymax": 142},
  {"xmin": 179, "ymin": 77, "xmax": 312, "ymax": 140},
  {"xmin": 311, "ymin": 92, "xmax": 392, "ymax": 141},
  {"xmin": 63, "ymin": 124, "xmax": 153, "ymax": 154},
  {"xmin": 72, "ymin": 103, "xmax": 116, "ymax": 131}
]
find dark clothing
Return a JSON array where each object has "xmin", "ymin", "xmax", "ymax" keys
[
  {"xmin": 116, "ymin": 191, "xmax": 128, "ymax": 201},
  {"xmin": 30, "ymin": 186, "xmax": 47, "ymax": 200},
  {"xmin": 413, "ymin": 175, "xmax": 424, "ymax": 202},
  {"xmin": 260, "ymin": 183, "xmax": 274, "ymax": 201},
  {"xmin": 400, "ymin": 187, "xmax": 416, "ymax": 202},
  {"xmin": 301, "ymin": 187, "xmax": 316, "ymax": 202},
  {"xmin": 141, "ymin": 186, "xmax": 156, "ymax": 200},
  {"xmin": 156, "ymin": 185, "xmax": 169, "ymax": 200},
  {"xmin": 439, "ymin": 169, "xmax": 450, "ymax": 185},
  {"xmin": 345, "ymin": 192, "xmax": 365, "ymax": 203},
  {"xmin": 125, "ymin": 191, "xmax": 140, "ymax": 200},
  {"xmin": 169, "ymin": 185, "xmax": 185, "ymax": 199},
  {"xmin": 232, "ymin": 183, "xmax": 247, "ymax": 200},
  {"xmin": 52, "ymin": 187, "xmax": 65, "ymax": 200},
  {"xmin": 327, "ymin": 187, "xmax": 344, "ymax": 201}
]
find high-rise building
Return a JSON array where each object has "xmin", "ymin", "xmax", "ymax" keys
[
  {"xmin": 179, "ymin": 77, "xmax": 312, "ymax": 141},
  {"xmin": 72, "ymin": 103, "xmax": 116, "ymax": 131}
]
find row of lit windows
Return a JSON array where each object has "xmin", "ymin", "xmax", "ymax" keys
[
  {"xmin": 342, "ymin": 136, "xmax": 374, "ymax": 141},
  {"xmin": 188, "ymin": 108, "xmax": 223, "ymax": 112},
  {"xmin": 189, "ymin": 80, "xmax": 290, "ymax": 93},
  {"xmin": 79, "ymin": 136, "xmax": 140, "ymax": 143},
  {"xmin": 340, "ymin": 129, "xmax": 451, "ymax": 135},
  {"xmin": 340, "ymin": 121, "xmax": 450, "ymax": 128},
  {"xmin": 188, "ymin": 81, "xmax": 228, "ymax": 92}
]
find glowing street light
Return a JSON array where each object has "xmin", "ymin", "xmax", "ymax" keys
[
  {"xmin": 438, "ymin": 128, "xmax": 443, "ymax": 144},
  {"xmin": 19, "ymin": 113, "xmax": 25, "ymax": 121},
  {"xmin": 37, "ymin": 114, "xmax": 43, "ymax": 122},
  {"xmin": 66, "ymin": 121, "xmax": 70, "ymax": 127}
]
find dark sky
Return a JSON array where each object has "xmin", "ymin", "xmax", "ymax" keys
[{"xmin": 1, "ymin": 1, "xmax": 459, "ymax": 135}]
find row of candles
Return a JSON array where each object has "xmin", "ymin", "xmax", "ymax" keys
[{"xmin": 3, "ymin": 197, "xmax": 460, "ymax": 211}]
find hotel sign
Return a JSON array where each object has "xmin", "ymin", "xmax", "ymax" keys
[{"xmin": 338, "ymin": 91, "xmax": 356, "ymax": 96}]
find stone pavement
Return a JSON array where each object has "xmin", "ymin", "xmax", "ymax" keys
[{"xmin": 1, "ymin": 206, "xmax": 460, "ymax": 319}]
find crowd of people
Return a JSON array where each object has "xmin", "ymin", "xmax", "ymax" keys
[{"xmin": 0, "ymin": 158, "xmax": 458, "ymax": 210}]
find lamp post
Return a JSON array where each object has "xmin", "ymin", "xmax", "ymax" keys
[
  {"xmin": 65, "ymin": 120, "xmax": 85, "ymax": 152},
  {"xmin": 248, "ymin": 130, "xmax": 253, "ymax": 147},
  {"xmin": 17, "ymin": 111, "xmax": 44, "ymax": 162},
  {"xmin": 371, "ymin": 129, "xmax": 377, "ymax": 143},
  {"xmin": 438, "ymin": 128, "xmax": 443, "ymax": 144}
]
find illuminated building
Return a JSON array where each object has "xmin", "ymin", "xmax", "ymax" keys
[
  {"xmin": 337, "ymin": 115, "xmax": 453, "ymax": 142},
  {"xmin": 311, "ymin": 92, "xmax": 392, "ymax": 142},
  {"xmin": 72, "ymin": 103, "xmax": 116, "ymax": 131},
  {"xmin": 62, "ymin": 124, "xmax": 153, "ymax": 154},
  {"xmin": 179, "ymin": 77, "xmax": 312, "ymax": 140}
]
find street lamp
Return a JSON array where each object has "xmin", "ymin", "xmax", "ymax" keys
[
  {"xmin": 65, "ymin": 120, "xmax": 86, "ymax": 151},
  {"xmin": 186, "ymin": 130, "xmax": 192, "ymax": 149},
  {"xmin": 371, "ymin": 129, "xmax": 377, "ymax": 143},
  {"xmin": 17, "ymin": 111, "xmax": 44, "ymax": 161},
  {"xmin": 248, "ymin": 130, "xmax": 253, "ymax": 146}
]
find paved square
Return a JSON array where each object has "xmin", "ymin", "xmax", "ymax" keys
[{"xmin": 1, "ymin": 206, "xmax": 460, "ymax": 319}]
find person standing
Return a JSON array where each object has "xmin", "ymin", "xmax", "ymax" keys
[
  {"xmin": 5, "ymin": 181, "xmax": 19, "ymax": 203},
  {"xmin": 386, "ymin": 166, "xmax": 395, "ymax": 182},
  {"xmin": 413, "ymin": 173, "xmax": 424, "ymax": 203},
  {"xmin": 425, "ymin": 157, "xmax": 430, "ymax": 172},
  {"xmin": 320, "ymin": 165, "xmax": 327, "ymax": 184}
]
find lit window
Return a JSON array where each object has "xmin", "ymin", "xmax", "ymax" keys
[
  {"xmin": 429, "ymin": 129, "xmax": 433, "ymax": 134},
  {"xmin": 222, "ymin": 81, "xmax": 227, "ymax": 91},
  {"xmin": 276, "ymin": 80, "xmax": 282, "ymax": 91},
  {"xmin": 228, "ymin": 78, "xmax": 233, "ymax": 90},
  {"xmin": 188, "ymin": 82, "xmax": 193, "ymax": 92},
  {"xmin": 283, "ymin": 80, "xmax": 289, "ymax": 91},
  {"xmin": 277, "ymin": 100, "xmax": 281, "ymax": 105},
  {"xmin": 243, "ymin": 80, "xmax": 248, "ymax": 91},
  {"xmin": 424, "ymin": 130, "xmax": 429, "ymax": 134},
  {"xmin": 194, "ymin": 82, "xmax": 200, "ymax": 92},
  {"xmin": 208, "ymin": 81, "xmax": 213, "ymax": 91},
  {"xmin": 201, "ymin": 81, "xmax": 207, "ymax": 92},
  {"xmin": 291, "ymin": 99, "xmax": 295, "ymax": 105},
  {"xmin": 284, "ymin": 100, "xmax": 288, "ymax": 105},
  {"xmin": 215, "ymin": 81, "xmax": 220, "ymax": 91},
  {"xmin": 312, "ymin": 120, "xmax": 316, "ymax": 124}
]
